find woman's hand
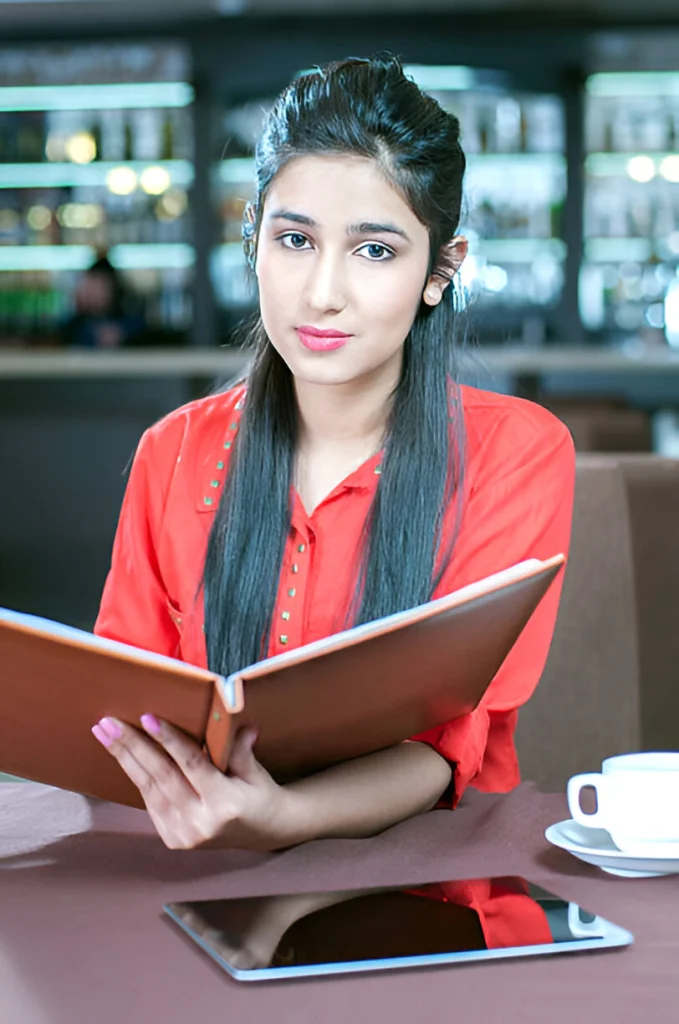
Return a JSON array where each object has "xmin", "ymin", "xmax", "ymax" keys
[
  {"xmin": 91, "ymin": 715, "xmax": 300, "ymax": 851},
  {"xmin": 92, "ymin": 716, "xmax": 452, "ymax": 851}
]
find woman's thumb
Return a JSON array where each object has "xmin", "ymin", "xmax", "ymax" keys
[{"xmin": 228, "ymin": 727, "xmax": 260, "ymax": 782}]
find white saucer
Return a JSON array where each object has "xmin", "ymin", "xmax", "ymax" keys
[{"xmin": 545, "ymin": 819, "xmax": 679, "ymax": 878}]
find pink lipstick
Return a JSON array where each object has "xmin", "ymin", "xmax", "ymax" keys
[{"xmin": 297, "ymin": 325, "xmax": 352, "ymax": 352}]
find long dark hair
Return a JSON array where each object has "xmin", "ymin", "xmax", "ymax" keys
[{"xmin": 204, "ymin": 55, "xmax": 468, "ymax": 679}]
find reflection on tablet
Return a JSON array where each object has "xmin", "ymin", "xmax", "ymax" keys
[{"xmin": 164, "ymin": 875, "xmax": 633, "ymax": 982}]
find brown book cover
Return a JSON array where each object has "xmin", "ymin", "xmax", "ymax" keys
[{"xmin": 0, "ymin": 555, "xmax": 563, "ymax": 807}]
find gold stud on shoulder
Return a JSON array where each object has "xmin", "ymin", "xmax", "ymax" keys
[
  {"xmin": 216, "ymin": 460, "xmax": 224, "ymax": 470},
  {"xmin": 280, "ymin": 635, "xmax": 288, "ymax": 645},
  {"xmin": 203, "ymin": 496, "xmax": 213, "ymax": 506}
]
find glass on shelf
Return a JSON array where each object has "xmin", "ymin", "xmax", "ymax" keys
[
  {"xmin": 0, "ymin": 270, "xmax": 72, "ymax": 346},
  {"xmin": 581, "ymin": 71, "xmax": 679, "ymax": 340},
  {"xmin": 429, "ymin": 85, "xmax": 566, "ymax": 316},
  {"xmin": 0, "ymin": 41, "xmax": 195, "ymax": 347}
]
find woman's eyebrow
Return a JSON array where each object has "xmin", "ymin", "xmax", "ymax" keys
[
  {"xmin": 269, "ymin": 208, "xmax": 316, "ymax": 226},
  {"xmin": 268, "ymin": 209, "xmax": 411, "ymax": 243},
  {"xmin": 348, "ymin": 221, "xmax": 411, "ymax": 243}
]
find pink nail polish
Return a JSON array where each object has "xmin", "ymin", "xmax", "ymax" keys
[
  {"xmin": 141, "ymin": 714, "xmax": 162, "ymax": 736},
  {"xmin": 92, "ymin": 724, "xmax": 113, "ymax": 748},
  {"xmin": 98, "ymin": 717, "xmax": 123, "ymax": 740}
]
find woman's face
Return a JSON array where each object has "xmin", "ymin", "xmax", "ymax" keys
[{"xmin": 255, "ymin": 154, "xmax": 443, "ymax": 389}]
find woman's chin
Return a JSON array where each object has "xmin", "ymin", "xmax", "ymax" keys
[
  {"xmin": 278, "ymin": 349, "xmax": 364, "ymax": 387},
  {"xmin": 269, "ymin": 339, "xmax": 399, "ymax": 389}
]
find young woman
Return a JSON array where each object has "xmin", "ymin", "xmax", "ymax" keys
[{"xmin": 93, "ymin": 56, "xmax": 575, "ymax": 851}]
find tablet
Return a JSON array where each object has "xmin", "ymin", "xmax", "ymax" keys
[{"xmin": 163, "ymin": 874, "xmax": 633, "ymax": 982}]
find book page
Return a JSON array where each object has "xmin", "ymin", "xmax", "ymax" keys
[{"xmin": 0, "ymin": 607, "xmax": 212, "ymax": 677}]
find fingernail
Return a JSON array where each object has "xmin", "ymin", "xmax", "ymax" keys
[
  {"xmin": 140, "ymin": 714, "xmax": 162, "ymax": 736},
  {"xmin": 92, "ymin": 724, "xmax": 114, "ymax": 748},
  {"xmin": 98, "ymin": 717, "xmax": 123, "ymax": 740}
]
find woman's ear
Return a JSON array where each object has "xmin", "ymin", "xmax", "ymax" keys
[{"xmin": 422, "ymin": 235, "xmax": 468, "ymax": 306}]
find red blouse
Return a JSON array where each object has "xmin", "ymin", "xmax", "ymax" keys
[{"xmin": 94, "ymin": 383, "xmax": 575, "ymax": 805}]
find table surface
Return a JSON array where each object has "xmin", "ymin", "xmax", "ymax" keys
[
  {"xmin": 1, "ymin": 781, "xmax": 677, "ymax": 1024},
  {"xmin": 2, "ymin": 343, "xmax": 679, "ymax": 378}
]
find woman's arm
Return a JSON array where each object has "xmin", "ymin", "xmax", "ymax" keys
[
  {"xmin": 283, "ymin": 740, "xmax": 452, "ymax": 844},
  {"xmin": 91, "ymin": 715, "xmax": 451, "ymax": 851}
]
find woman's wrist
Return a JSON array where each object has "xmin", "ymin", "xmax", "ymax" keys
[
  {"xmin": 269, "ymin": 783, "xmax": 319, "ymax": 849},
  {"xmin": 230, "ymin": 743, "xmax": 452, "ymax": 853}
]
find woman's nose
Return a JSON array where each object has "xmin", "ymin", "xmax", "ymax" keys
[{"xmin": 304, "ymin": 251, "xmax": 347, "ymax": 313}]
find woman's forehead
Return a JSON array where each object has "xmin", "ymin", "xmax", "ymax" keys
[{"xmin": 262, "ymin": 153, "xmax": 423, "ymax": 234}]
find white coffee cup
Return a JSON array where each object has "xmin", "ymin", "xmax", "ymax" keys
[{"xmin": 567, "ymin": 752, "xmax": 679, "ymax": 855}]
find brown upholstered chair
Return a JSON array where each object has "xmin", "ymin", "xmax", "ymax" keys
[
  {"xmin": 616, "ymin": 455, "xmax": 679, "ymax": 752},
  {"xmin": 545, "ymin": 400, "xmax": 652, "ymax": 453},
  {"xmin": 515, "ymin": 455, "xmax": 641, "ymax": 791}
]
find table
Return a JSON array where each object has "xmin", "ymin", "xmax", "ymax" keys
[
  {"xmin": 1, "ymin": 782, "xmax": 677, "ymax": 1024},
  {"xmin": 3, "ymin": 343, "xmax": 679, "ymax": 381},
  {"xmin": 5, "ymin": 343, "xmax": 679, "ymax": 410}
]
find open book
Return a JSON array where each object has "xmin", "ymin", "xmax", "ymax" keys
[{"xmin": 0, "ymin": 554, "xmax": 564, "ymax": 807}]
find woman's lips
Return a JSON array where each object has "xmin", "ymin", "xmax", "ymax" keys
[{"xmin": 297, "ymin": 327, "xmax": 352, "ymax": 352}]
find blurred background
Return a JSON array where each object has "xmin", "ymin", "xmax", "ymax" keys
[{"xmin": 3, "ymin": 0, "xmax": 679, "ymax": 629}]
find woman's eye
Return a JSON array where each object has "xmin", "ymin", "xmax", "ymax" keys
[
  {"xmin": 280, "ymin": 233, "xmax": 311, "ymax": 250},
  {"xmin": 357, "ymin": 243, "xmax": 393, "ymax": 261}
]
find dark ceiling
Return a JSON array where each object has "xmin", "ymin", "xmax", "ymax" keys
[{"xmin": 1, "ymin": 0, "xmax": 679, "ymax": 33}]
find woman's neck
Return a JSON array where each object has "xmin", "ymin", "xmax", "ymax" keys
[
  {"xmin": 293, "ymin": 359, "xmax": 401, "ymax": 457},
  {"xmin": 291, "ymin": 357, "xmax": 401, "ymax": 515}
]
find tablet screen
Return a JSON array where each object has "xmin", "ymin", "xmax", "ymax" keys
[{"xmin": 164, "ymin": 874, "xmax": 633, "ymax": 981}]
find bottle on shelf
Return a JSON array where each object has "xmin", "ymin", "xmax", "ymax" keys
[
  {"xmin": 133, "ymin": 109, "xmax": 163, "ymax": 162},
  {"xmin": 161, "ymin": 111, "xmax": 175, "ymax": 161},
  {"xmin": 99, "ymin": 110, "xmax": 126, "ymax": 162},
  {"xmin": 123, "ymin": 118, "xmax": 134, "ymax": 162},
  {"xmin": 0, "ymin": 270, "xmax": 73, "ymax": 346},
  {"xmin": 8, "ymin": 112, "xmax": 47, "ymax": 163}
]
